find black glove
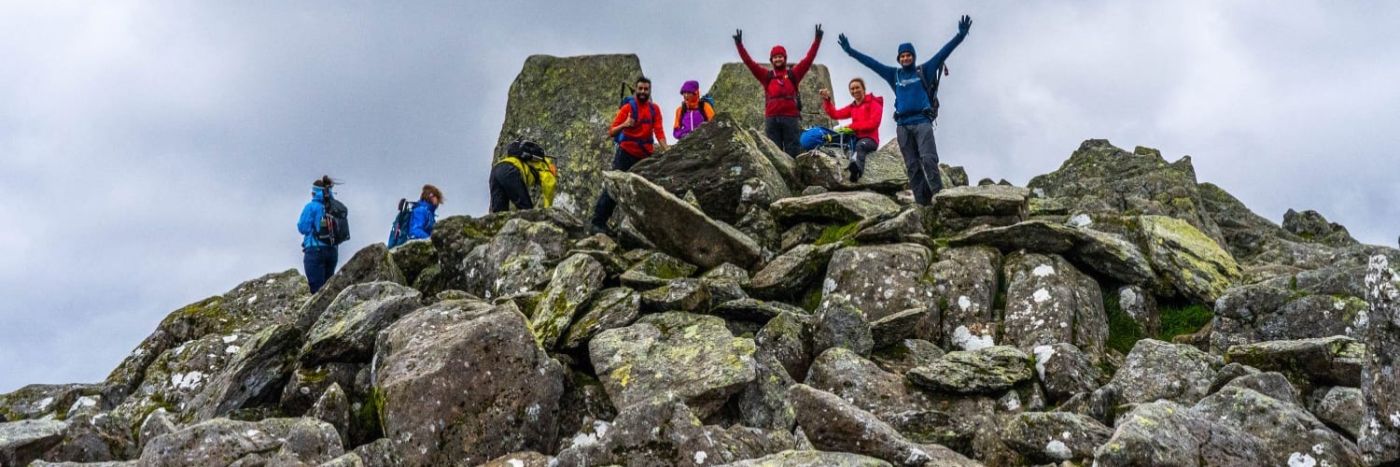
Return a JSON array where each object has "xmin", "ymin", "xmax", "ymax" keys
[
  {"xmin": 959, "ymin": 15, "xmax": 972, "ymax": 33},
  {"xmin": 522, "ymin": 141, "xmax": 545, "ymax": 158},
  {"xmin": 733, "ymin": 29, "xmax": 743, "ymax": 44},
  {"xmin": 837, "ymin": 33, "xmax": 850, "ymax": 51},
  {"xmin": 815, "ymin": 24, "xmax": 824, "ymax": 39}
]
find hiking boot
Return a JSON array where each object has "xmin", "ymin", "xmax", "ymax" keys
[{"xmin": 847, "ymin": 161, "xmax": 864, "ymax": 183}]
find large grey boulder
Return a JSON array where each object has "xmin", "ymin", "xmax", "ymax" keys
[
  {"xmin": 138, "ymin": 417, "xmax": 343, "ymax": 467},
  {"xmin": 619, "ymin": 251, "xmax": 696, "ymax": 289},
  {"xmin": 748, "ymin": 243, "xmax": 839, "ymax": 300},
  {"xmin": 1283, "ymin": 208, "xmax": 1358, "ymax": 247},
  {"xmin": 738, "ymin": 350, "xmax": 798, "ymax": 431},
  {"xmin": 1001, "ymin": 252, "xmax": 1107, "ymax": 359},
  {"xmin": 717, "ymin": 450, "xmax": 892, "ymax": 467},
  {"xmin": 1362, "ymin": 255, "xmax": 1400, "ymax": 463},
  {"xmin": 1093, "ymin": 400, "xmax": 1268, "ymax": 466},
  {"xmin": 907, "ymin": 346, "xmax": 1033, "ymax": 395},
  {"xmin": 494, "ymin": 54, "xmax": 645, "ymax": 218},
  {"xmin": 805, "ymin": 348, "xmax": 935, "ymax": 423},
  {"xmin": 631, "ymin": 113, "xmax": 793, "ymax": 223},
  {"xmin": 0, "ymin": 384, "xmax": 101, "ymax": 422},
  {"xmin": 925, "ymin": 246, "xmax": 1001, "ymax": 349},
  {"xmin": 554, "ymin": 399, "xmax": 795, "ymax": 467},
  {"xmin": 1001, "ymin": 412, "xmax": 1112, "ymax": 464},
  {"xmin": 296, "ymin": 243, "xmax": 406, "ymax": 330},
  {"xmin": 932, "ymin": 185, "xmax": 1029, "ymax": 232},
  {"xmin": 948, "ymin": 221, "xmax": 1155, "ymax": 287},
  {"xmin": 1311, "ymin": 386, "xmax": 1364, "ymax": 440},
  {"xmin": 1134, "ymin": 215, "xmax": 1241, "ymax": 303},
  {"xmin": 1032, "ymin": 343, "xmax": 1105, "ymax": 403},
  {"xmin": 708, "ymin": 62, "xmax": 835, "ymax": 131},
  {"xmin": 1225, "ymin": 336, "xmax": 1364, "ymax": 389},
  {"xmin": 788, "ymin": 384, "xmax": 980, "ymax": 467},
  {"xmin": 590, "ymin": 312, "xmax": 756, "ymax": 419},
  {"xmin": 462, "ymin": 218, "xmax": 569, "ymax": 300},
  {"xmin": 300, "ymin": 281, "xmax": 421, "ymax": 365},
  {"xmin": 603, "ymin": 171, "xmax": 764, "ymax": 269},
  {"xmin": 1211, "ymin": 282, "xmax": 1368, "ymax": 353},
  {"xmin": 822, "ymin": 243, "xmax": 934, "ymax": 321},
  {"xmin": 188, "ymin": 323, "xmax": 303, "ymax": 421},
  {"xmin": 1194, "ymin": 386, "xmax": 1363, "ymax": 466},
  {"xmin": 0, "ymin": 420, "xmax": 67, "ymax": 467},
  {"xmin": 1027, "ymin": 139, "xmax": 1226, "ymax": 246},
  {"xmin": 529, "ymin": 253, "xmax": 606, "ymax": 349},
  {"xmin": 811, "ymin": 294, "xmax": 875, "ymax": 357},
  {"xmin": 770, "ymin": 191, "xmax": 901, "ymax": 225},
  {"xmin": 374, "ymin": 301, "xmax": 564, "ymax": 466},
  {"xmin": 1109, "ymin": 339, "xmax": 1219, "ymax": 405},
  {"xmin": 559, "ymin": 287, "xmax": 641, "ymax": 350},
  {"xmin": 756, "ymin": 312, "xmax": 815, "ymax": 381}
]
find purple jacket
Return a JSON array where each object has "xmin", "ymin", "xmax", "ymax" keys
[{"xmin": 673, "ymin": 100, "xmax": 714, "ymax": 140}]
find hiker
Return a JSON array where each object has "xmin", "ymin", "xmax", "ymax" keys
[
  {"xmin": 488, "ymin": 140, "xmax": 557, "ymax": 213},
  {"xmin": 297, "ymin": 175, "xmax": 347, "ymax": 294},
  {"xmin": 820, "ymin": 77, "xmax": 884, "ymax": 182},
  {"xmin": 733, "ymin": 25, "xmax": 823, "ymax": 156},
  {"xmin": 838, "ymin": 15, "xmax": 971, "ymax": 205},
  {"xmin": 407, "ymin": 184, "xmax": 442, "ymax": 239},
  {"xmin": 591, "ymin": 76, "xmax": 667, "ymax": 234},
  {"xmin": 673, "ymin": 80, "xmax": 715, "ymax": 140}
]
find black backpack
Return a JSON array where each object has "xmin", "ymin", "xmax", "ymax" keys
[
  {"xmin": 386, "ymin": 198, "xmax": 415, "ymax": 248},
  {"xmin": 766, "ymin": 69, "xmax": 803, "ymax": 113},
  {"xmin": 914, "ymin": 63, "xmax": 948, "ymax": 121},
  {"xmin": 315, "ymin": 193, "xmax": 351, "ymax": 246}
]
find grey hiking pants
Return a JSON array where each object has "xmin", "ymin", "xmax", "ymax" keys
[{"xmin": 896, "ymin": 122, "xmax": 942, "ymax": 205}]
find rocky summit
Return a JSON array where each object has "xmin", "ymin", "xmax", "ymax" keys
[{"xmin": 6, "ymin": 54, "xmax": 1400, "ymax": 467}]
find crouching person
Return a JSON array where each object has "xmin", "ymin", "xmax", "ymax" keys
[{"xmin": 489, "ymin": 140, "xmax": 557, "ymax": 213}]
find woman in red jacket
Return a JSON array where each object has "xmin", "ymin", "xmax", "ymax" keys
[{"xmin": 821, "ymin": 77, "xmax": 884, "ymax": 182}]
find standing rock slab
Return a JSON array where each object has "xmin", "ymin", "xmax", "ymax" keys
[
  {"xmin": 926, "ymin": 246, "xmax": 1002, "ymax": 349},
  {"xmin": 1362, "ymin": 255, "xmax": 1400, "ymax": 463},
  {"xmin": 295, "ymin": 243, "xmax": 406, "ymax": 330},
  {"xmin": 907, "ymin": 346, "xmax": 1034, "ymax": 395},
  {"xmin": 631, "ymin": 113, "xmax": 793, "ymax": 223},
  {"xmin": 300, "ymin": 281, "xmax": 421, "ymax": 365},
  {"xmin": 822, "ymin": 243, "xmax": 934, "ymax": 321},
  {"xmin": 1001, "ymin": 252, "xmax": 1107, "ymax": 359},
  {"xmin": 811, "ymin": 294, "xmax": 875, "ymax": 357},
  {"xmin": 1109, "ymin": 339, "xmax": 1219, "ymax": 405},
  {"xmin": 374, "ymin": 301, "xmax": 564, "ymax": 466},
  {"xmin": 1032, "ymin": 343, "xmax": 1104, "ymax": 404},
  {"xmin": 756, "ymin": 311, "xmax": 815, "ymax": 382},
  {"xmin": 138, "ymin": 417, "xmax": 343, "ymax": 467},
  {"xmin": 590, "ymin": 312, "xmax": 757, "ymax": 419},
  {"xmin": 1194, "ymin": 386, "xmax": 1363, "ymax": 466},
  {"xmin": 1093, "ymin": 400, "xmax": 1268, "ymax": 466},
  {"xmin": 493, "ymin": 54, "xmax": 646, "ymax": 218},
  {"xmin": 560, "ymin": 287, "xmax": 641, "ymax": 350},
  {"xmin": 603, "ymin": 171, "xmax": 764, "ymax": 270},
  {"xmin": 788, "ymin": 384, "xmax": 980, "ymax": 467},
  {"xmin": 1134, "ymin": 215, "xmax": 1241, "ymax": 303},
  {"xmin": 529, "ymin": 253, "xmax": 606, "ymax": 349},
  {"xmin": 770, "ymin": 191, "xmax": 902, "ymax": 226}
]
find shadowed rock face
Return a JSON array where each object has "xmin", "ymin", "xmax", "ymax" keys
[
  {"xmin": 631, "ymin": 113, "xmax": 793, "ymax": 224},
  {"xmin": 708, "ymin": 62, "xmax": 836, "ymax": 131},
  {"xmin": 494, "ymin": 54, "xmax": 647, "ymax": 218}
]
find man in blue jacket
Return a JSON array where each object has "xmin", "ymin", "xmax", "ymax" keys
[
  {"xmin": 838, "ymin": 15, "xmax": 971, "ymax": 206},
  {"xmin": 298, "ymin": 176, "xmax": 339, "ymax": 293}
]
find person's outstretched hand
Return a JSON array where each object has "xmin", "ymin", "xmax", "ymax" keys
[
  {"xmin": 815, "ymin": 24, "xmax": 824, "ymax": 40},
  {"xmin": 959, "ymin": 15, "xmax": 972, "ymax": 33},
  {"xmin": 837, "ymin": 33, "xmax": 850, "ymax": 50},
  {"xmin": 733, "ymin": 29, "xmax": 743, "ymax": 44},
  {"xmin": 819, "ymin": 88, "xmax": 831, "ymax": 100}
]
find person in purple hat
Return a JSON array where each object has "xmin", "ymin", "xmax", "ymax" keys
[{"xmin": 673, "ymin": 80, "xmax": 715, "ymax": 140}]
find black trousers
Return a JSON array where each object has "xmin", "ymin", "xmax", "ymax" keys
[
  {"xmin": 590, "ymin": 148, "xmax": 641, "ymax": 228},
  {"xmin": 764, "ymin": 116, "xmax": 802, "ymax": 156},
  {"xmin": 302, "ymin": 246, "xmax": 338, "ymax": 294},
  {"xmin": 896, "ymin": 122, "xmax": 943, "ymax": 205},
  {"xmin": 851, "ymin": 137, "xmax": 878, "ymax": 172},
  {"xmin": 488, "ymin": 163, "xmax": 533, "ymax": 213}
]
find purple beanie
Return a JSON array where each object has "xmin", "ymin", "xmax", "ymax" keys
[{"xmin": 679, "ymin": 80, "xmax": 700, "ymax": 94}]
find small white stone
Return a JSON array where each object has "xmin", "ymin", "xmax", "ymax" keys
[
  {"xmin": 1287, "ymin": 452, "xmax": 1317, "ymax": 467},
  {"xmin": 1045, "ymin": 440, "xmax": 1072, "ymax": 460},
  {"xmin": 952, "ymin": 325, "xmax": 995, "ymax": 351},
  {"xmin": 1033, "ymin": 265, "xmax": 1056, "ymax": 277}
]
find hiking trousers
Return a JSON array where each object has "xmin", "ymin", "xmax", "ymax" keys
[
  {"xmin": 488, "ymin": 163, "xmax": 533, "ymax": 213},
  {"xmin": 303, "ymin": 246, "xmax": 338, "ymax": 294},
  {"xmin": 764, "ymin": 116, "xmax": 802, "ymax": 156},
  {"xmin": 896, "ymin": 122, "xmax": 943, "ymax": 205},
  {"xmin": 591, "ymin": 147, "xmax": 643, "ymax": 229},
  {"xmin": 849, "ymin": 137, "xmax": 879, "ymax": 180}
]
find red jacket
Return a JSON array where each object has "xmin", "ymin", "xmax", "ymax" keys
[
  {"xmin": 822, "ymin": 94, "xmax": 884, "ymax": 143},
  {"xmin": 611, "ymin": 100, "xmax": 667, "ymax": 158},
  {"xmin": 736, "ymin": 36, "xmax": 821, "ymax": 118}
]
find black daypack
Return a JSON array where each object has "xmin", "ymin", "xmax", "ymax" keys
[
  {"xmin": 766, "ymin": 69, "xmax": 803, "ymax": 113},
  {"xmin": 386, "ymin": 198, "xmax": 414, "ymax": 248},
  {"xmin": 315, "ymin": 193, "xmax": 351, "ymax": 246},
  {"xmin": 913, "ymin": 63, "xmax": 948, "ymax": 121}
]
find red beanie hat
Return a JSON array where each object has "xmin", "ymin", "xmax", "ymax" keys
[{"xmin": 770, "ymin": 45, "xmax": 787, "ymax": 59}]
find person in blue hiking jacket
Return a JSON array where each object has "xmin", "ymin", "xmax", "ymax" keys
[
  {"xmin": 407, "ymin": 184, "xmax": 442, "ymax": 240},
  {"xmin": 298, "ymin": 176, "xmax": 339, "ymax": 293},
  {"xmin": 838, "ymin": 15, "xmax": 971, "ymax": 205}
]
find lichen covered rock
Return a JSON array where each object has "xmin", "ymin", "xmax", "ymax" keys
[
  {"xmin": 590, "ymin": 312, "xmax": 756, "ymax": 418},
  {"xmin": 529, "ymin": 253, "xmax": 606, "ymax": 349},
  {"xmin": 822, "ymin": 243, "xmax": 934, "ymax": 321},
  {"xmin": 631, "ymin": 113, "xmax": 793, "ymax": 223},
  {"xmin": 907, "ymin": 346, "xmax": 1033, "ymax": 395},
  {"xmin": 1109, "ymin": 339, "xmax": 1219, "ymax": 405},
  {"xmin": 603, "ymin": 171, "xmax": 764, "ymax": 270}
]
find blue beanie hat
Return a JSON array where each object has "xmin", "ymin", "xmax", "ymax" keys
[{"xmin": 897, "ymin": 42, "xmax": 916, "ymax": 59}]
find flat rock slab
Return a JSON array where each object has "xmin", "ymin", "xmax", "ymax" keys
[
  {"xmin": 770, "ymin": 191, "xmax": 901, "ymax": 225},
  {"xmin": 603, "ymin": 171, "xmax": 763, "ymax": 270}
]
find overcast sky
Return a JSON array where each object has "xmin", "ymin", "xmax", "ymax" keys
[{"xmin": 2, "ymin": 1, "xmax": 1397, "ymax": 392}]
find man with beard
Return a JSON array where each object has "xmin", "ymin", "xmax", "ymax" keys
[
  {"xmin": 591, "ymin": 76, "xmax": 668, "ymax": 234},
  {"xmin": 734, "ymin": 25, "xmax": 824, "ymax": 156}
]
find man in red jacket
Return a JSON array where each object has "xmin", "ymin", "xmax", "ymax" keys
[
  {"xmin": 591, "ymin": 76, "xmax": 668, "ymax": 234},
  {"xmin": 734, "ymin": 25, "xmax": 823, "ymax": 156}
]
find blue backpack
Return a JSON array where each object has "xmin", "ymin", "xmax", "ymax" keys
[
  {"xmin": 799, "ymin": 127, "xmax": 838, "ymax": 151},
  {"xmin": 386, "ymin": 198, "xmax": 415, "ymax": 248},
  {"xmin": 614, "ymin": 83, "xmax": 661, "ymax": 145}
]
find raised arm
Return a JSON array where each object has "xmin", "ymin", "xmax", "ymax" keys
[
  {"xmin": 790, "ymin": 25, "xmax": 824, "ymax": 82},
  {"xmin": 838, "ymin": 34, "xmax": 896, "ymax": 85},
  {"xmin": 821, "ymin": 90, "xmax": 852, "ymax": 120},
  {"xmin": 733, "ymin": 29, "xmax": 769, "ymax": 83},
  {"xmin": 924, "ymin": 15, "xmax": 971, "ymax": 70}
]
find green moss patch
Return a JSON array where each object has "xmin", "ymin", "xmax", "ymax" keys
[
  {"xmin": 1104, "ymin": 293, "xmax": 1145, "ymax": 355},
  {"xmin": 1157, "ymin": 303, "xmax": 1212, "ymax": 341},
  {"xmin": 814, "ymin": 222, "xmax": 860, "ymax": 246}
]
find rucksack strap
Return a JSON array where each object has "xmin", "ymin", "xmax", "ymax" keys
[{"xmin": 765, "ymin": 69, "xmax": 799, "ymax": 103}]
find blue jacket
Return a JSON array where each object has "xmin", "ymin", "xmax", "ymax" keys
[
  {"xmin": 407, "ymin": 201, "xmax": 437, "ymax": 240},
  {"xmin": 298, "ymin": 187, "xmax": 331, "ymax": 248},
  {"xmin": 842, "ymin": 30, "xmax": 968, "ymax": 126}
]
